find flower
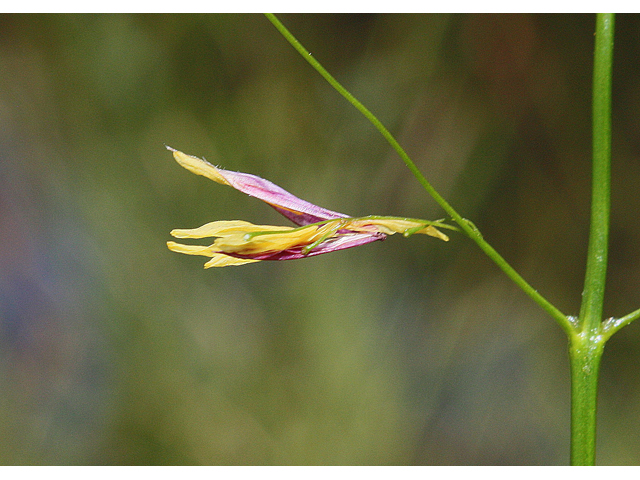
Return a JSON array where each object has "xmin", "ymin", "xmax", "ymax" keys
[{"xmin": 166, "ymin": 147, "xmax": 452, "ymax": 267}]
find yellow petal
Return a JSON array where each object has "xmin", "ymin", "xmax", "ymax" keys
[
  {"xmin": 362, "ymin": 218, "xmax": 421, "ymax": 234},
  {"xmin": 170, "ymin": 149, "xmax": 230, "ymax": 186},
  {"xmin": 171, "ymin": 220, "xmax": 292, "ymax": 239},
  {"xmin": 215, "ymin": 222, "xmax": 339, "ymax": 255},
  {"xmin": 167, "ymin": 241, "xmax": 218, "ymax": 256},
  {"xmin": 204, "ymin": 254, "xmax": 260, "ymax": 268},
  {"xmin": 417, "ymin": 225, "xmax": 449, "ymax": 241},
  {"xmin": 168, "ymin": 241, "xmax": 259, "ymax": 267},
  {"xmin": 350, "ymin": 218, "xmax": 449, "ymax": 241}
]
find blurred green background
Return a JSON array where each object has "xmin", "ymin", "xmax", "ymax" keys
[{"xmin": 1, "ymin": 13, "xmax": 640, "ymax": 465}]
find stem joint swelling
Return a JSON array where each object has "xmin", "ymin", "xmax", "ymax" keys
[{"xmin": 461, "ymin": 218, "xmax": 481, "ymax": 237}]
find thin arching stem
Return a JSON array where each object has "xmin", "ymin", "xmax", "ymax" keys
[{"xmin": 264, "ymin": 13, "xmax": 571, "ymax": 334}]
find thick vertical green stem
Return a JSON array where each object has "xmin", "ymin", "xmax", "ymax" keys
[
  {"xmin": 570, "ymin": 13, "xmax": 615, "ymax": 466},
  {"xmin": 570, "ymin": 335, "xmax": 604, "ymax": 465}
]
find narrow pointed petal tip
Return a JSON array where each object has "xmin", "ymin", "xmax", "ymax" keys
[
  {"xmin": 169, "ymin": 148, "xmax": 230, "ymax": 186},
  {"xmin": 204, "ymin": 255, "xmax": 260, "ymax": 268},
  {"xmin": 421, "ymin": 225, "xmax": 449, "ymax": 242}
]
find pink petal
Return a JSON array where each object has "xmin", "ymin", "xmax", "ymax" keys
[
  {"xmin": 168, "ymin": 147, "xmax": 347, "ymax": 225},
  {"xmin": 217, "ymin": 170, "xmax": 347, "ymax": 225}
]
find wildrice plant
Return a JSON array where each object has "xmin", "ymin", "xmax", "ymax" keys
[{"xmin": 168, "ymin": 13, "xmax": 638, "ymax": 465}]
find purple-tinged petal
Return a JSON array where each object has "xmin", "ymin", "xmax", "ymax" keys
[{"xmin": 168, "ymin": 147, "xmax": 347, "ymax": 225}]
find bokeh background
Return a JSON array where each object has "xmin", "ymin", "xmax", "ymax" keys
[{"xmin": 1, "ymin": 13, "xmax": 640, "ymax": 465}]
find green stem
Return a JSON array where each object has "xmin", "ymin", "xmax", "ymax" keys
[
  {"xmin": 602, "ymin": 306, "xmax": 640, "ymax": 340},
  {"xmin": 570, "ymin": 13, "xmax": 615, "ymax": 466},
  {"xmin": 579, "ymin": 13, "xmax": 614, "ymax": 332},
  {"xmin": 264, "ymin": 13, "xmax": 571, "ymax": 334},
  {"xmin": 570, "ymin": 335, "xmax": 604, "ymax": 466}
]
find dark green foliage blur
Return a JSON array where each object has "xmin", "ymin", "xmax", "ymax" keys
[{"xmin": 1, "ymin": 13, "xmax": 640, "ymax": 465}]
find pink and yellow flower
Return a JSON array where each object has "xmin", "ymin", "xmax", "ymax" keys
[{"xmin": 166, "ymin": 147, "xmax": 453, "ymax": 267}]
